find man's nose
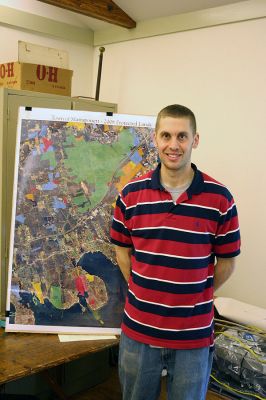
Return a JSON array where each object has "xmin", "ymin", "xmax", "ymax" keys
[{"xmin": 169, "ymin": 137, "xmax": 179, "ymax": 149}]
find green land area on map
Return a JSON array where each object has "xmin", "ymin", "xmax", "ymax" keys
[{"xmin": 63, "ymin": 128, "xmax": 134, "ymax": 210}]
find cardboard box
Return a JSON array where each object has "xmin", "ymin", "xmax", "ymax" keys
[{"xmin": 0, "ymin": 62, "xmax": 72, "ymax": 96}]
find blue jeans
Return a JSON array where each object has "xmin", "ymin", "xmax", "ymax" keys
[{"xmin": 119, "ymin": 333, "xmax": 213, "ymax": 400}]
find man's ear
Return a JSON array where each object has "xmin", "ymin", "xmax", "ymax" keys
[
  {"xmin": 193, "ymin": 133, "xmax": 199, "ymax": 149},
  {"xmin": 152, "ymin": 131, "xmax": 158, "ymax": 147}
]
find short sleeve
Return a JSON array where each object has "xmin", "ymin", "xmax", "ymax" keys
[
  {"xmin": 213, "ymin": 196, "xmax": 241, "ymax": 258},
  {"xmin": 110, "ymin": 194, "xmax": 133, "ymax": 247}
]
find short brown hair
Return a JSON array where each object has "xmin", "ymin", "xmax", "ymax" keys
[{"xmin": 155, "ymin": 104, "xmax": 197, "ymax": 134}]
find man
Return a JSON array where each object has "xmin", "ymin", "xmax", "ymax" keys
[{"xmin": 110, "ymin": 104, "xmax": 240, "ymax": 400}]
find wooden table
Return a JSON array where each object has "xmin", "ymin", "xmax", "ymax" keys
[{"xmin": 0, "ymin": 328, "xmax": 119, "ymax": 399}]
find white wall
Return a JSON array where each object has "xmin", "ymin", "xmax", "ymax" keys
[
  {"xmin": 0, "ymin": 26, "xmax": 94, "ymax": 97},
  {"xmin": 93, "ymin": 18, "xmax": 266, "ymax": 308}
]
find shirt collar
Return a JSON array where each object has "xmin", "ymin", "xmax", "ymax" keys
[{"xmin": 151, "ymin": 163, "xmax": 204, "ymax": 198}]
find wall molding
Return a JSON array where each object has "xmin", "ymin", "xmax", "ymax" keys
[
  {"xmin": 94, "ymin": 0, "xmax": 266, "ymax": 45},
  {"xmin": 0, "ymin": 5, "xmax": 94, "ymax": 45}
]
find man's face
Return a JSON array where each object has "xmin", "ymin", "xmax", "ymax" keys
[{"xmin": 154, "ymin": 116, "xmax": 199, "ymax": 173}]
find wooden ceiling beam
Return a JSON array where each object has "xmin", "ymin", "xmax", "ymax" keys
[{"xmin": 37, "ymin": 0, "xmax": 136, "ymax": 29}]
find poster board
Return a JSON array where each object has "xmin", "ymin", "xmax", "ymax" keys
[{"xmin": 5, "ymin": 107, "xmax": 157, "ymax": 334}]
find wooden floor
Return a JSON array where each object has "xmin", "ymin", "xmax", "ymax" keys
[{"xmin": 70, "ymin": 366, "xmax": 228, "ymax": 400}]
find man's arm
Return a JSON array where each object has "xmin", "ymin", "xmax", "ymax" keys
[
  {"xmin": 213, "ymin": 257, "xmax": 236, "ymax": 292},
  {"xmin": 114, "ymin": 245, "xmax": 132, "ymax": 282}
]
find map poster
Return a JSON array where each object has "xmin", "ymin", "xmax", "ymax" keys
[{"xmin": 6, "ymin": 107, "xmax": 157, "ymax": 334}]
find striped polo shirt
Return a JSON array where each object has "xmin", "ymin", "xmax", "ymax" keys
[{"xmin": 110, "ymin": 163, "xmax": 240, "ymax": 349}]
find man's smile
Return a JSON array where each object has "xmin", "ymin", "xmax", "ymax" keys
[{"xmin": 165, "ymin": 153, "xmax": 181, "ymax": 160}]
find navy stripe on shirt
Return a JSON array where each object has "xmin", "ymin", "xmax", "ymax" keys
[
  {"xmin": 123, "ymin": 312, "xmax": 214, "ymax": 341},
  {"xmin": 203, "ymin": 183, "xmax": 233, "ymax": 202},
  {"xmin": 112, "ymin": 218, "xmax": 131, "ymax": 237},
  {"xmin": 126, "ymin": 202, "xmax": 221, "ymax": 221},
  {"xmin": 132, "ymin": 272, "xmax": 213, "ymax": 294},
  {"xmin": 133, "ymin": 250, "xmax": 215, "ymax": 270},
  {"xmin": 215, "ymin": 229, "xmax": 240, "ymax": 245},
  {"xmin": 131, "ymin": 227, "xmax": 215, "ymax": 244},
  {"xmin": 127, "ymin": 291, "xmax": 213, "ymax": 317},
  {"xmin": 123, "ymin": 178, "xmax": 152, "ymax": 197}
]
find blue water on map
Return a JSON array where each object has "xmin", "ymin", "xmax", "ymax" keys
[
  {"xmin": 13, "ymin": 252, "xmax": 127, "ymax": 329},
  {"xmin": 42, "ymin": 182, "xmax": 57, "ymax": 190},
  {"xmin": 16, "ymin": 214, "xmax": 25, "ymax": 224},
  {"xmin": 130, "ymin": 150, "xmax": 142, "ymax": 164},
  {"xmin": 53, "ymin": 197, "xmax": 66, "ymax": 210}
]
